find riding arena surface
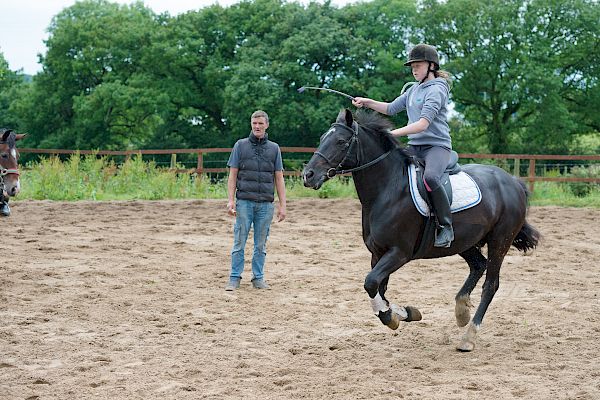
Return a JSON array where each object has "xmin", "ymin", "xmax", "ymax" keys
[{"xmin": 1, "ymin": 199, "xmax": 599, "ymax": 399}]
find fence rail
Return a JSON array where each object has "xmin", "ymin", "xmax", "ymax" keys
[{"xmin": 20, "ymin": 147, "xmax": 600, "ymax": 192}]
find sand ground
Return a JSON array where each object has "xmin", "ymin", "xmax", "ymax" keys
[{"xmin": 1, "ymin": 199, "xmax": 599, "ymax": 399}]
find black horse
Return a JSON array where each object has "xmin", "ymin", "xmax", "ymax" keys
[{"xmin": 302, "ymin": 109, "xmax": 540, "ymax": 351}]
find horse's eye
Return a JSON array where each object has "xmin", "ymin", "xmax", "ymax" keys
[
  {"xmin": 0, "ymin": 153, "xmax": 8, "ymax": 159},
  {"xmin": 337, "ymin": 139, "xmax": 347, "ymax": 145}
]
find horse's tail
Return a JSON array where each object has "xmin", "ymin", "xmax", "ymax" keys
[
  {"xmin": 512, "ymin": 179, "xmax": 541, "ymax": 252},
  {"xmin": 513, "ymin": 221, "xmax": 540, "ymax": 252}
]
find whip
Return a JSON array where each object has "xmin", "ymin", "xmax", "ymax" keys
[{"xmin": 297, "ymin": 86, "xmax": 355, "ymax": 101}]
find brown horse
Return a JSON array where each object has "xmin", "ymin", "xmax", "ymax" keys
[
  {"xmin": 302, "ymin": 110, "xmax": 540, "ymax": 351},
  {"xmin": 0, "ymin": 129, "xmax": 25, "ymax": 205}
]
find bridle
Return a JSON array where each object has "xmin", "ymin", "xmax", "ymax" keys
[
  {"xmin": 0, "ymin": 140, "xmax": 20, "ymax": 194},
  {"xmin": 0, "ymin": 167, "xmax": 19, "ymax": 177},
  {"xmin": 314, "ymin": 122, "xmax": 393, "ymax": 178}
]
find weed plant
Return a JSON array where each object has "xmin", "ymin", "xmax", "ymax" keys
[{"xmin": 16, "ymin": 154, "xmax": 599, "ymax": 207}]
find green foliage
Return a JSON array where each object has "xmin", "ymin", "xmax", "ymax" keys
[
  {"xmin": 14, "ymin": 155, "xmax": 599, "ymax": 206},
  {"xmin": 20, "ymin": 154, "xmax": 229, "ymax": 200},
  {"xmin": 0, "ymin": 0, "xmax": 598, "ymax": 155},
  {"xmin": 0, "ymin": 51, "xmax": 27, "ymax": 129},
  {"xmin": 530, "ymin": 181, "xmax": 600, "ymax": 207},
  {"xmin": 285, "ymin": 176, "xmax": 358, "ymax": 199},
  {"xmin": 419, "ymin": 0, "xmax": 600, "ymax": 154},
  {"xmin": 568, "ymin": 164, "xmax": 600, "ymax": 197}
]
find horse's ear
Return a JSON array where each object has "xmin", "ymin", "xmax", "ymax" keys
[
  {"xmin": 344, "ymin": 109, "xmax": 354, "ymax": 127},
  {"xmin": 1, "ymin": 130, "xmax": 11, "ymax": 142},
  {"xmin": 335, "ymin": 109, "xmax": 354, "ymax": 127},
  {"xmin": 15, "ymin": 133, "xmax": 27, "ymax": 141}
]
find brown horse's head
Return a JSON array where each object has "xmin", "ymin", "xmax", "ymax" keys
[{"xmin": 0, "ymin": 129, "xmax": 25, "ymax": 197}]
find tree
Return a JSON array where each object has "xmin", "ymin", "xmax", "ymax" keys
[
  {"xmin": 17, "ymin": 0, "xmax": 161, "ymax": 149},
  {"xmin": 0, "ymin": 51, "xmax": 26, "ymax": 130},
  {"xmin": 419, "ymin": 0, "xmax": 600, "ymax": 154}
]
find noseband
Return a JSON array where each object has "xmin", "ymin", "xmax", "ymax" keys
[
  {"xmin": 315, "ymin": 122, "xmax": 392, "ymax": 178},
  {"xmin": 0, "ymin": 168, "xmax": 19, "ymax": 176}
]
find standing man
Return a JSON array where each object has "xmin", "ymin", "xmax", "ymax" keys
[{"xmin": 225, "ymin": 110, "xmax": 286, "ymax": 291}]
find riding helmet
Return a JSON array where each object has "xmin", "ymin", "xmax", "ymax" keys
[{"xmin": 404, "ymin": 44, "xmax": 440, "ymax": 70}]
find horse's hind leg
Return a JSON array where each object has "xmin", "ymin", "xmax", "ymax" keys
[
  {"xmin": 457, "ymin": 240, "xmax": 512, "ymax": 352},
  {"xmin": 455, "ymin": 247, "xmax": 487, "ymax": 327}
]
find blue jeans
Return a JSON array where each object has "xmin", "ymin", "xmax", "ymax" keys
[{"xmin": 230, "ymin": 199, "xmax": 275, "ymax": 281}]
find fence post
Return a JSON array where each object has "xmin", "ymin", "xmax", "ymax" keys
[
  {"xmin": 514, "ymin": 158, "xmax": 520, "ymax": 177},
  {"xmin": 197, "ymin": 151, "xmax": 204, "ymax": 175},
  {"xmin": 528, "ymin": 159, "xmax": 536, "ymax": 193},
  {"xmin": 170, "ymin": 153, "xmax": 177, "ymax": 169}
]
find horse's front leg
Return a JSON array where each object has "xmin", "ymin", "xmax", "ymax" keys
[{"xmin": 365, "ymin": 247, "xmax": 422, "ymax": 330}]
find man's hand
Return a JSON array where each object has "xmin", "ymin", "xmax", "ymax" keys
[
  {"xmin": 227, "ymin": 200, "xmax": 236, "ymax": 216},
  {"xmin": 277, "ymin": 206, "xmax": 286, "ymax": 222}
]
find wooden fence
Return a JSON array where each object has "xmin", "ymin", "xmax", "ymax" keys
[{"xmin": 19, "ymin": 147, "xmax": 600, "ymax": 192}]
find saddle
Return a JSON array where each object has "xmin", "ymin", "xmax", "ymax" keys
[
  {"xmin": 408, "ymin": 151, "xmax": 482, "ymax": 258},
  {"xmin": 413, "ymin": 150, "xmax": 461, "ymax": 207}
]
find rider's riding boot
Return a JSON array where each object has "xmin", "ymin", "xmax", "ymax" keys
[
  {"xmin": 0, "ymin": 198, "xmax": 10, "ymax": 217},
  {"xmin": 429, "ymin": 186, "xmax": 454, "ymax": 248}
]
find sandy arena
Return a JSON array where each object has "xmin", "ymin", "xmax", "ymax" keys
[{"xmin": 1, "ymin": 199, "xmax": 599, "ymax": 399}]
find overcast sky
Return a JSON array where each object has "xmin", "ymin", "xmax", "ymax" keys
[{"xmin": 0, "ymin": 0, "xmax": 357, "ymax": 75}]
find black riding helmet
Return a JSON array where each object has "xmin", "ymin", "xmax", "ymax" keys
[{"xmin": 404, "ymin": 44, "xmax": 440, "ymax": 70}]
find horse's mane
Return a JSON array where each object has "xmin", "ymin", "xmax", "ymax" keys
[
  {"xmin": 353, "ymin": 110, "xmax": 411, "ymax": 160},
  {"xmin": 0, "ymin": 128, "xmax": 16, "ymax": 148}
]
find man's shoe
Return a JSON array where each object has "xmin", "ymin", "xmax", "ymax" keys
[
  {"xmin": 251, "ymin": 278, "xmax": 270, "ymax": 289},
  {"xmin": 225, "ymin": 278, "xmax": 241, "ymax": 291},
  {"xmin": 0, "ymin": 202, "xmax": 10, "ymax": 217}
]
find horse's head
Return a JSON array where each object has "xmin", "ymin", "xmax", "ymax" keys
[
  {"xmin": 302, "ymin": 109, "xmax": 360, "ymax": 189},
  {"xmin": 0, "ymin": 129, "xmax": 25, "ymax": 197},
  {"xmin": 303, "ymin": 109, "xmax": 397, "ymax": 189}
]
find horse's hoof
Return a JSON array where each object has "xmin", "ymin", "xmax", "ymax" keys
[
  {"xmin": 456, "ymin": 322, "xmax": 479, "ymax": 352},
  {"xmin": 455, "ymin": 307, "xmax": 470, "ymax": 328},
  {"xmin": 456, "ymin": 340, "xmax": 475, "ymax": 352},
  {"xmin": 378, "ymin": 308, "xmax": 401, "ymax": 330},
  {"xmin": 455, "ymin": 296, "xmax": 472, "ymax": 328},
  {"xmin": 386, "ymin": 312, "xmax": 400, "ymax": 330},
  {"xmin": 405, "ymin": 306, "xmax": 422, "ymax": 322}
]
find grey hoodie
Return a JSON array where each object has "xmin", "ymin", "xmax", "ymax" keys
[{"xmin": 387, "ymin": 77, "xmax": 451, "ymax": 149}]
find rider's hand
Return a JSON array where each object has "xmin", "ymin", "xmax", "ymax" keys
[{"xmin": 352, "ymin": 97, "xmax": 370, "ymax": 109}]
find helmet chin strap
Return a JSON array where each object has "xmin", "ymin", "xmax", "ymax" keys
[{"xmin": 420, "ymin": 61, "xmax": 437, "ymax": 84}]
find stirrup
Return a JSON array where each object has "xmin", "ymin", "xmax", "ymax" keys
[{"xmin": 434, "ymin": 226, "xmax": 454, "ymax": 248}]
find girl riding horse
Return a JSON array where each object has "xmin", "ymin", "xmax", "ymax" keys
[{"xmin": 353, "ymin": 44, "xmax": 454, "ymax": 248}]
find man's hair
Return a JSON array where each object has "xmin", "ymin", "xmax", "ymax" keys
[{"xmin": 251, "ymin": 110, "xmax": 269, "ymax": 123}]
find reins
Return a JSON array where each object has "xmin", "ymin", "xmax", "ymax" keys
[{"xmin": 315, "ymin": 122, "xmax": 393, "ymax": 178}]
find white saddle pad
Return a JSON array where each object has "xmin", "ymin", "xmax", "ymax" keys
[{"xmin": 408, "ymin": 164, "xmax": 482, "ymax": 217}]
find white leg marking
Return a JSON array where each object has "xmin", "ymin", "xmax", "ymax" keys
[
  {"xmin": 390, "ymin": 304, "xmax": 408, "ymax": 320},
  {"xmin": 457, "ymin": 322, "xmax": 480, "ymax": 352},
  {"xmin": 370, "ymin": 293, "xmax": 389, "ymax": 314}
]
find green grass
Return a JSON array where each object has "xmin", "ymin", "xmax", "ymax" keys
[
  {"xmin": 15, "ymin": 154, "xmax": 600, "ymax": 207},
  {"xmin": 530, "ymin": 181, "xmax": 600, "ymax": 207}
]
